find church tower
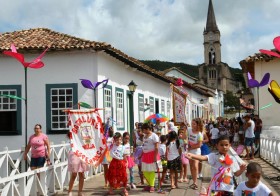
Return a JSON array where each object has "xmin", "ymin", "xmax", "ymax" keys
[
  {"xmin": 197, "ymin": 0, "xmax": 241, "ymax": 93},
  {"xmin": 203, "ymin": 0, "xmax": 221, "ymax": 65}
]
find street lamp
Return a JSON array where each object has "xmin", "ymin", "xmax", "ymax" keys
[
  {"xmin": 127, "ymin": 80, "xmax": 137, "ymax": 145},
  {"xmin": 235, "ymin": 90, "xmax": 244, "ymax": 118}
]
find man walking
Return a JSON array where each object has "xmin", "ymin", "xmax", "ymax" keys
[{"xmin": 243, "ymin": 114, "xmax": 255, "ymax": 160}]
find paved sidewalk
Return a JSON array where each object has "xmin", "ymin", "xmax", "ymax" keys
[{"xmin": 56, "ymin": 163, "xmax": 211, "ymax": 196}]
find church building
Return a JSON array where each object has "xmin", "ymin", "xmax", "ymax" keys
[{"xmin": 196, "ymin": 0, "xmax": 241, "ymax": 93}]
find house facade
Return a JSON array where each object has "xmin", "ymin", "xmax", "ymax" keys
[
  {"xmin": 0, "ymin": 28, "xmax": 177, "ymax": 149},
  {"xmin": 240, "ymin": 50, "xmax": 280, "ymax": 137},
  {"xmin": 0, "ymin": 28, "xmax": 215, "ymax": 150}
]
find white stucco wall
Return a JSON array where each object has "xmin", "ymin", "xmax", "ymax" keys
[
  {"xmin": 0, "ymin": 50, "xmax": 174, "ymax": 150},
  {"xmin": 0, "ymin": 50, "xmax": 98, "ymax": 149},
  {"xmin": 254, "ymin": 59, "xmax": 280, "ymax": 128},
  {"xmin": 165, "ymin": 70, "xmax": 196, "ymax": 84}
]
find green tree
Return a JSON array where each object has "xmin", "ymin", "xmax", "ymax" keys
[{"xmin": 224, "ymin": 91, "xmax": 239, "ymax": 109}]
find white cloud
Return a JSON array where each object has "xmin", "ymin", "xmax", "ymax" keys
[{"xmin": 1, "ymin": 0, "xmax": 280, "ymax": 68}]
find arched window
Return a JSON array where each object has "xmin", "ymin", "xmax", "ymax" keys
[{"xmin": 208, "ymin": 48, "xmax": 216, "ymax": 64}]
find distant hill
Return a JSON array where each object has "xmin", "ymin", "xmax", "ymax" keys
[
  {"xmin": 141, "ymin": 60, "xmax": 199, "ymax": 78},
  {"xmin": 141, "ymin": 60, "xmax": 245, "ymax": 87}
]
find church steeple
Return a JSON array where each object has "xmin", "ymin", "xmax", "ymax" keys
[
  {"xmin": 205, "ymin": 0, "xmax": 219, "ymax": 33},
  {"xmin": 203, "ymin": 0, "xmax": 221, "ymax": 65}
]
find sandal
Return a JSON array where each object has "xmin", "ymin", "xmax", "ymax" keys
[
  {"xmin": 123, "ymin": 189, "xmax": 129, "ymax": 196},
  {"xmin": 178, "ymin": 178, "xmax": 183, "ymax": 183},
  {"xmin": 189, "ymin": 183, "xmax": 198, "ymax": 190},
  {"xmin": 142, "ymin": 186, "xmax": 150, "ymax": 191},
  {"xmin": 149, "ymin": 186, "xmax": 155, "ymax": 193},
  {"xmin": 183, "ymin": 178, "xmax": 189, "ymax": 183}
]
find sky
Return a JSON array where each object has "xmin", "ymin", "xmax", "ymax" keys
[{"xmin": 1, "ymin": 0, "xmax": 280, "ymax": 68}]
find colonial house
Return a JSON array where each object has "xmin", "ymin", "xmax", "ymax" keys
[
  {"xmin": 240, "ymin": 50, "xmax": 280, "ymax": 136},
  {"xmin": 0, "ymin": 28, "xmax": 178, "ymax": 149},
  {"xmin": 0, "ymin": 28, "xmax": 214, "ymax": 150},
  {"xmin": 162, "ymin": 67, "xmax": 221, "ymax": 121}
]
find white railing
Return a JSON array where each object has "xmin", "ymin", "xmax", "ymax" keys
[
  {"xmin": 0, "ymin": 142, "xmax": 103, "ymax": 196},
  {"xmin": 260, "ymin": 135, "xmax": 280, "ymax": 168}
]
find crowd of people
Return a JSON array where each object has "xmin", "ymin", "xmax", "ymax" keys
[{"xmin": 23, "ymin": 113, "xmax": 273, "ymax": 196}]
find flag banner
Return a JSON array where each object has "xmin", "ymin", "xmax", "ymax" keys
[
  {"xmin": 172, "ymin": 85, "xmax": 187, "ymax": 126},
  {"xmin": 67, "ymin": 109, "xmax": 107, "ymax": 166}
]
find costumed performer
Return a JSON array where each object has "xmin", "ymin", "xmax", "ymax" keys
[
  {"xmin": 67, "ymin": 132, "xmax": 90, "ymax": 196},
  {"xmin": 141, "ymin": 123, "xmax": 161, "ymax": 193},
  {"xmin": 106, "ymin": 132, "xmax": 128, "ymax": 196}
]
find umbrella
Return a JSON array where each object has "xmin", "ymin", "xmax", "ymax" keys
[{"xmin": 145, "ymin": 113, "xmax": 169, "ymax": 124}]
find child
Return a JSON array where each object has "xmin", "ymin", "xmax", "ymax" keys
[
  {"xmin": 178, "ymin": 128, "xmax": 189, "ymax": 183},
  {"xmin": 198, "ymin": 130, "xmax": 210, "ymax": 178},
  {"xmin": 134, "ymin": 128, "xmax": 145, "ymax": 185},
  {"xmin": 186, "ymin": 135, "xmax": 247, "ymax": 195},
  {"xmin": 102, "ymin": 126, "xmax": 114, "ymax": 188},
  {"xmin": 233, "ymin": 122, "xmax": 240, "ymax": 146},
  {"xmin": 159, "ymin": 135, "xmax": 167, "ymax": 184},
  {"xmin": 141, "ymin": 123, "xmax": 161, "ymax": 193},
  {"xmin": 123, "ymin": 132, "xmax": 136, "ymax": 189},
  {"xmin": 166, "ymin": 131, "xmax": 182, "ymax": 189},
  {"xmin": 210, "ymin": 124, "xmax": 219, "ymax": 150},
  {"xmin": 67, "ymin": 132, "xmax": 89, "ymax": 196},
  {"xmin": 234, "ymin": 162, "xmax": 273, "ymax": 196},
  {"xmin": 107, "ymin": 133, "xmax": 128, "ymax": 196}
]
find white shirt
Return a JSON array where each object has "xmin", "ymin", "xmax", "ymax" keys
[
  {"xmin": 110, "ymin": 144, "xmax": 125, "ymax": 160},
  {"xmin": 234, "ymin": 181, "xmax": 272, "ymax": 196},
  {"xmin": 136, "ymin": 137, "xmax": 143, "ymax": 147},
  {"xmin": 142, "ymin": 132, "xmax": 159, "ymax": 153},
  {"xmin": 206, "ymin": 153, "xmax": 240, "ymax": 193},
  {"xmin": 167, "ymin": 141, "xmax": 180, "ymax": 161},
  {"xmin": 245, "ymin": 119, "xmax": 255, "ymax": 138},
  {"xmin": 210, "ymin": 128, "xmax": 219, "ymax": 139},
  {"xmin": 159, "ymin": 144, "xmax": 166, "ymax": 157},
  {"xmin": 123, "ymin": 143, "xmax": 131, "ymax": 155},
  {"xmin": 106, "ymin": 137, "xmax": 113, "ymax": 149},
  {"xmin": 188, "ymin": 128, "xmax": 203, "ymax": 155}
]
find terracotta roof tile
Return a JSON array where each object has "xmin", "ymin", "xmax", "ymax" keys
[
  {"xmin": 0, "ymin": 28, "xmax": 109, "ymax": 51},
  {"xmin": 240, "ymin": 49, "xmax": 275, "ymax": 64},
  {"xmin": 0, "ymin": 28, "xmax": 175, "ymax": 84}
]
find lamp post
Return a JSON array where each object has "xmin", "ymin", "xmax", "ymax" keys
[
  {"xmin": 128, "ymin": 80, "xmax": 137, "ymax": 146},
  {"xmin": 235, "ymin": 90, "xmax": 244, "ymax": 118}
]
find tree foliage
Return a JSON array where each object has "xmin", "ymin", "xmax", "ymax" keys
[{"xmin": 224, "ymin": 90, "xmax": 239, "ymax": 109}]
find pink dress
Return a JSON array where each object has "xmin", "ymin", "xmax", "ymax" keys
[{"xmin": 68, "ymin": 151, "xmax": 90, "ymax": 173}]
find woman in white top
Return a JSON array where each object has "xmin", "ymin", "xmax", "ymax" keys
[
  {"xmin": 166, "ymin": 131, "xmax": 182, "ymax": 189},
  {"xmin": 187, "ymin": 118, "xmax": 203, "ymax": 190},
  {"xmin": 141, "ymin": 123, "xmax": 161, "ymax": 193}
]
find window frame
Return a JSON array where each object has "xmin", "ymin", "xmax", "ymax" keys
[
  {"xmin": 46, "ymin": 83, "xmax": 78, "ymax": 134},
  {"xmin": 115, "ymin": 87, "xmax": 125, "ymax": 131},
  {"xmin": 161, "ymin": 99, "xmax": 165, "ymax": 114},
  {"xmin": 149, "ymin": 96, "xmax": 154, "ymax": 115},
  {"xmin": 138, "ymin": 93, "xmax": 144, "ymax": 123},
  {"xmin": 0, "ymin": 85, "xmax": 22, "ymax": 135},
  {"xmin": 103, "ymin": 85, "xmax": 113, "ymax": 123}
]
